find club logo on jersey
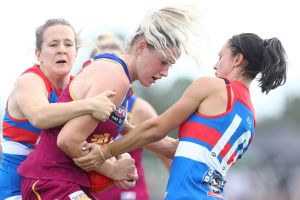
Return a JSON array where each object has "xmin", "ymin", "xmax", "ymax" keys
[
  {"xmin": 109, "ymin": 106, "xmax": 126, "ymax": 126},
  {"xmin": 91, "ymin": 133, "xmax": 110, "ymax": 144}
]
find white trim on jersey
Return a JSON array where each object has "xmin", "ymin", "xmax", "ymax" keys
[
  {"xmin": 231, "ymin": 130, "xmax": 252, "ymax": 164},
  {"xmin": 220, "ymin": 130, "xmax": 252, "ymax": 173},
  {"xmin": 175, "ymin": 141, "xmax": 222, "ymax": 174},
  {"xmin": 211, "ymin": 114, "xmax": 242, "ymax": 156},
  {"xmin": 4, "ymin": 195, "xmax": 22, "ymax": 200},
  {"xmin": 2, "ymin": 139, "xmax": 33, "ymax": 155}
]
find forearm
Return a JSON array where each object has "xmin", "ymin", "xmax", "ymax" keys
[
  {"xmin": 93, "ymin": 159, "xmax": 116, "ymax": 179},
  {"xmin": 145, "ymin": 136, "xmax": 178, "ymax": 159},
  {"xmin": 29, "ymin": 100, "xmax": 92, "ymax": 129},
  {"xmin": 57, "ymin": 114, "xmax": 99, "ymax": 159},
  {"xmin": 109, "ymin": 119, "xmax": 166, "ymax": 157},
  {"xmin": 57, "ymin": 138, "xmax": 88, "ymax": 159}
]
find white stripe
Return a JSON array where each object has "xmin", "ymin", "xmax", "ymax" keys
[
  {"xmin": 175, "ymin": 141, "xmax": 223, "ymax": 175},
  {"xmin": 220, "ymin": 130, "xmax": 251, "ymax": 173},
  {"xmin": 4, "ymin": 195, "xmax": 22, "ymax": 200},
  {"xmin": 211, "ymin": 114, "xmax": 242, "ymax": 156},
  {"xmin": 2, "ymin": 139, "xmax": 33, "ymax": 155}
]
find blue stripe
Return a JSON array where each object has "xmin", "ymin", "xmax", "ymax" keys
[
  {"xmin": 188, "ymin": 101, "xmax": 254, "ymax": 136},
  {"xmin": 3, "ymin": 113, "xmax": 40, "ymax": 134},
  {"xmin": 49, "ymin": 90, "xmax": 59, "ymax": 103},
  {"xmin": 127, "ymin": 95, "xmax": 137, "ymax": 112},
  {"xmin": 92, "ymin": 53, "xmax": 132, "ymax": 133},
  {"xmin": 1, "ymin": 153, "xmax": 27, "ymax": 164},
  {"xmin": 93, "ymin": 53, "xmax": 131, "ymax": 82}
]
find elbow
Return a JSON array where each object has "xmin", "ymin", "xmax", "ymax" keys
[
  {"xmin": 163, "ymin": 149, "xmax": 176, "ymax": 160},
  {"xmin": 57, "ymin": 135, "xmax": 74, "ymax": 154},
  {"xmin": 30, "ymin": 118, "xmax": 44, "ymax": 129},
  {"xmin": 28, "ymin": 113, "xmax": 47, "ymax": 129},
  {"xmin": 167, "ymin": 139, "xmax": 179, "ymax": 159}
]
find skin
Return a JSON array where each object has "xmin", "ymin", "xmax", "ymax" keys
[
  {"xmin": 57, "ymin": 39, "xmax": 176, "ymax": 158},
  {"xmin": 56, "ymin": 39, "xmax": 177, "ymax": 189},
  {"xmin": 132, "ymin": 98, "xmax": 173, "ymax": 170},
  {"xmin": 124, "ymin": 40, "xmax": 175, "ymax": 87},
  {"xmin": 6, "ymin": 24, "xmax": 116, "ymax": 130},
  {"xmin": 76, "ymin": 43, "xmax": 253, "ymax": 160}
]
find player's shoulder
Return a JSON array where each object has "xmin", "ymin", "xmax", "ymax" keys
[{"xmin": 192, "ymin": 76, "xmax": 225, "ymax": 91}]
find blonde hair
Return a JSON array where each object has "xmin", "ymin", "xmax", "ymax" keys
[
  {"xmin": 91, "ymin": 33, "xmax": 124, "ymax": 57},
  {"xmin": 126, "ymin": 5, "xmax": 204, "ymax": 64}
]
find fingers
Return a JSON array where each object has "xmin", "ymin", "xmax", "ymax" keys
[
  {"xmin": 117, "ymin": 152, "xmax": 132, "ymax": 160},
  {"xmin": 81, "ymin": 142, "xmax": 93, "ymax": 152},
  {"xmin": 114, "ymin": 180, "xmax": 136, "ymax": 190},
  {"xmin": 101, "ymin": 89, "xmax": 116, "ymax": 98},
  {"xmin": 73, "ymin": 156, "xmax": 88, "ymax": 165},
  {"xmin": 122, "ymin": 180, "xmax": 136, "ymax": 189},
  {"xmin": 73, "ymin": 156, "xmax": 98, "ymax": 172},
  {"xmin": 127, "ymin": 173, "xmax": 138, "ymax": 182},
  {"xmin": 114, "ymin": 180, "xmax": 124, "ymax": 189}
]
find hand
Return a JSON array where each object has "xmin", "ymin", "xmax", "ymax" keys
[
  {"xmin": 114, "ymin": 179, "xmax": 137, "ymax": 190},
  {"xmin": 114, "ymin": 167, "xmax": 138, "ymax": 190},
  {"xmin": 73, "ymin": 143, "xmax": 105, "ymax": 172},
  {"xmin": 112, "ymin": 153, "xmax": 137, "ymax": 181},
  {"xmin": 88, "ymin": 90, "xmax": 116, "ymax": 121},
  {"xmin": 121, "ymin": 120, "xmax": 135, "ymax": 134}
]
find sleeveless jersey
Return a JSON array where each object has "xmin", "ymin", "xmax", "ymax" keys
[
  {"xmin": 94, "ymin": 95, "xmax": 150, "ymax": 200},
  {"xmin": 18, "ymin": 53, "xmax": 132, "ymax": 188},
  {"xmin": 165, "ymin": 79, "xmax": 256, "ymax": 200},
  {"xmin": 2, "ymin": 65, "xmax": 62, "ymax": 153},
  {"xmin": 0, "ymin": 65, "xmax": 66, "ymax": 199}
]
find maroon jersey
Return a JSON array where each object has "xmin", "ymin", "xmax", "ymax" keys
[{"xmin": 18, "ymin": 53, "xmax": 131, "ymax": 188}]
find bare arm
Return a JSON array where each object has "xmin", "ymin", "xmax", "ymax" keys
[
  {"xmin": 10, "ymin": 73, "xmax": 116, "ymax": 129},
  {"xmin": 57, "ymin": 61, "xmax": 130, "ymax": 159},
  {"xmin": 131, "ymin": 98, "xmax": 174, "ymax": 166},
  {"xmin": 145, "ymin": 136, "xmax": 178, "ymax": 159},
  {"xmin": 106, "ymin": 78, "xmax": 211, "ymax": 158}
]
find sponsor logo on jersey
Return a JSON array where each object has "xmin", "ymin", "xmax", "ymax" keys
[
  {"xmin": 69, "ymin": 190, "xmax": 91, "ymax": 200},
  {"xmin": 109, "ymin": 106, "xmax": 126, "ymax": 126}
]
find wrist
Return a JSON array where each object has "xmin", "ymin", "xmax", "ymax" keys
[
  {"xmin": 84, "ymin": 99, "xmax": 94, "ymax": 113},
  {"xmin": 97, "ymin": 143, "xmax": 113, "ymax": 161},
  {"xmin": 111, "ymin": 164, "xmax": 119, "ymax": 180}
]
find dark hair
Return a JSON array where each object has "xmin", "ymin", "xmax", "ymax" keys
[
  {"xmin": 228, "ymin": 33, "xmax": 287, "ymax": 94},
  {"xmin": 35, "ymin": 18, "xmax": 79, "ymax": 51}
]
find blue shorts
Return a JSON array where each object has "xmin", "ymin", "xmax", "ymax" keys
[
  {"xmin": 0, "ymin": 153, "xmax": 26, "ymax": 199},
  {"xmin": 165, "ymin": 182, "xmax": 225, "ymax": 200}
]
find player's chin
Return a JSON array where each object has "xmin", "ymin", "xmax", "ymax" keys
[{"xmin": 140, "ymin": 80, "xmax": 152, "ymax": 87}]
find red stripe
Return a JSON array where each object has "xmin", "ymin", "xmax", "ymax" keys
[
  {"xmin": 83, "ymin": 60, "xmax": 92, "ymax": 67},
  {"xmin": 179, "ymin": 121, "xmax": 221, "ymax": 147},
  {"xmin": 226, "ymin": 84, "xmax": 232, "ymax": 110},
  {"xmin": 3, "ymin": 122, "xmax": 38, "ymax": 145},
  {"xmin": 207, "ymin": 192, "xmax": 224, "ymax": 198},
  {"xmin": 219, "ymin": 142, "xmax": 232, "ymax": 159},
  {"xmin": 227, "ymin": 151, "xmax": 237, "ymax": 165}
]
